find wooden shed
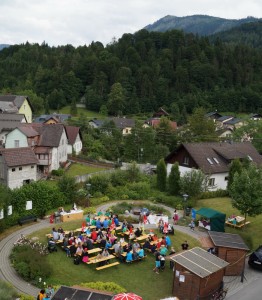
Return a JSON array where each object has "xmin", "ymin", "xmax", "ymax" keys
[
  {"xmin": 208, "ymin": 231, "xmax": 249, "ymax": 276},
  {"xmin": 171, "ymin": 247, "xmax": 228, "ymax": 300}
]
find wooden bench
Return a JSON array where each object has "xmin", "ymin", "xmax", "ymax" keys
[
  {"xmin": 96, "ymin": 262, "xmax": 120, "ymax": 270},
  {"xmin": 225, "ymin": 221, "xmax": 251, "ymax": 229},
  {"xmin": 18, "ymin": 215, "xmax": 37, "ymax": 226}
]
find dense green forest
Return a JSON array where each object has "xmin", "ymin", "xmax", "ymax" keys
[
  {"xmin": 0, "ymin": 29, "xmax": 262, "ymax": 119},
  {"xmin": 210, "ymin": 21, "xmax": 262, "ymax": 48}
]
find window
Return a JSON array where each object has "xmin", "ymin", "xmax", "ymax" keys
[
  {"xmin": 12, "ymin": 168, "xmax": 15, "ymax": 172},
  {"xmin": 207, "ymin": 158, "xmax": 213, "ymax": 165},
  {"xmin": 31, "ymin": 165, "xmax": 34, "ymax": 169},
  {"xmin": 14, "ymin": 140, "xmax": 19, "ymax": 148},
  {"xmin": 8, "ymin": 205, "xmax": 12, "ymax": 216},
  {"xmin": 183, "ymin": 156, "xmax": 189, "ymax": 165},
  {"xmin": 213, "ymin": 157, "xmax": 219, "ymax": 164},
  {"xmin": 208, "ymin": 178, "xmax": 215, "ymax": 186},
  {"xmin": 26, "ymin": 201, "xmax": 32, "ymax": 210},
  {"xmin": 225, "ymin": 176, "xmax": 228, "ymax": 181},
  {"xmin": 19, "ymin": 167, "xmax": 22, "ymax": 171}
]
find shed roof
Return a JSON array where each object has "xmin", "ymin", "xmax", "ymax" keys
[
  {"xmin": 52, "ymin": 285, "xmax": 113, "ymax": 300},
  {"xmin": 171, "ymin": 247, "xmax": 228, "ymax": 278},
  {"xmin": 208, "ymin": 231, "xmax": 249, "ymax": 251}
]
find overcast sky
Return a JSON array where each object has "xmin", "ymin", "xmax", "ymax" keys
[{"xmin": 1, "ymin": 0, "xmax": 261, "ymax": 47}]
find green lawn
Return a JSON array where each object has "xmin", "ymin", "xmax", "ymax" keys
[
  {"xmin": 66, "ymin": 163, "xmax": 108, "ymax": 177},
  {"xmin": 195, "ymin": 197, "xmax": 261, "ymax": 250},
  {"xmin": 29, "ymin": 220, "xmax": 201, "ymax": 300},
  {"xmin": 57, "ymin": 106, "xmax": 105, "ymax": 119}
]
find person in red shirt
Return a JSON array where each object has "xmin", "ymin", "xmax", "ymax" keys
[{"xmin": 91, "ymin": 229, "xmax": 97, "ymax": 242}]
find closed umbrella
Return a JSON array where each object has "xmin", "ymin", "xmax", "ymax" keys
[{"xmin": 113, "ymin": 292, "xmax": 143, "ymax": 300}]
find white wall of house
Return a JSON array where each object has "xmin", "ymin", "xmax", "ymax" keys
[
  {"xmin": 50, "ymin": 129, "xmax": 68, "ymax": 170},
  {"xmin": 7, "ymin": 164, "xmax": 37, "ymax": 189},
  {"xmin": 5, "ymin": 129, "xmax": 28, "ymax": 148},
  {"xmin": 167, "ymin": 163, "xmax": 228, "ymax": 191},
  {"xmin": 67, "ymin": 133, "xmax": 82, "ymax": 155}
]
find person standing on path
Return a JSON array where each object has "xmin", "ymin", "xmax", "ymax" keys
[{"xmin": 173, "ymin": 210, "xmax": 179, "ymax": 225}]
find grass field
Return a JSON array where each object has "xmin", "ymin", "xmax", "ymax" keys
[
  {"xmin": 65, "ymin": 162, "xmax": 108, "ymax": 177},
  {"xmin": 195, "ymin": 197, "xmax": 261, "ymax": 250},
  {"xmin": 29, "ymin": 220, "xmax": 201, "ymax": 300}
]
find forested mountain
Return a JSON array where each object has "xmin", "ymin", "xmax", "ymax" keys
[
  {"xmin": 144, "ymin": 15, "xmax": 261, "ymax": 36},
  {"xmin": 209, "ymin": 21, "xmax": 262, "ymax": 48},
  {"xmin": 0, "ymin": 44, "xmax": 10, "ymax": 51},
  {"xmin": 0, "ymin": 30, "xmax": 262, "ymax": 122}
]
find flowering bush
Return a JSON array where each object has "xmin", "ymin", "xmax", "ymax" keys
[{"xmin": 13, "ymin": 235, "xmax": 49, "ymax": 255}]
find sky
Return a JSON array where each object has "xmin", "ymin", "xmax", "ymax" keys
[{"xmin": 1, "ymin": 0, "xmax": 261, "ymax": 47}]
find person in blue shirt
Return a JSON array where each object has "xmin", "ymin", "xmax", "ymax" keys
[
  {"xmin": 126, "ymin": 250, "xmax": 133, "ymax": 262},
  {"xmin": 96, "ymin": 218, "xmax": 102, "ymax": 229},
  {"xmin": 114, "ymin": 216, "xmax": 119, "ymax": 227},
  {"xmin": 103, "ymin": 218, "xmax": 109, "ymax": 229},
  {"xmin": 138, "ymin": 248, "xmax": 144, "ymax": 258},
  {"xmin": 105, "ymin": 240, "xmax": 112, "ymax": 250},
  {"xmin": 165, "ymin": 235, "xmax": 171, "ymax": 248}
]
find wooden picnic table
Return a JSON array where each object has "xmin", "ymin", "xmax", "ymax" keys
[
  {"xmin": 87, "ymin": 254, "xmax": 115, "ymax": 264},
  {"xmin": 135, "ymin": 234, "xmax": 149, "ymax": 241},
  {"xmin": 87, "ymin": 247, "xmax": 102, "ymax": 255},
  {"xmin": 225, "ymin": 220, "xmax": 250, "ymax": 229}
]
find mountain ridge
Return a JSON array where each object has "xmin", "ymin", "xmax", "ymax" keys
[{"xmin": 144, "ymin": 15, "xmax": 261, "ymax": 36}]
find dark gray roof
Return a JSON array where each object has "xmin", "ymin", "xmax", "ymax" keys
[
  {"xmin": 109, "ymin": 117, "xmax": 135, "ymax": 129},
  {"xmin": 0, "ymin": 113, "xmax": 25, "ymax": 132},
  {"xmin": 205, "ymin": 111, "xmax": 222, "ymax": 119},
  {"xmin": 89, "ymin": 119, "xmax": 105, "ymax": 128},
  {"xmin": 217, "ymin": 116, "xmax": 233, "ymax": 122},
  {"xmin": 38, "ymin": 124, "xmax": 65, "ymax": 147},
  {"xmin": 224, "ymin": 118, "xmax": 242, "ymax": 125},
  {"xmin": 171, "ymin": 247, "xmax": 228, "ymax": 278},
  {"xmin": 0, "ymin": 95, "xmax": 31, "ymax": 111},
  {"xmin": 34, "ymin": 113, "xmax": 71, "ymax": 123},
  {"xmin": 52, "ymin": 286, "xmax": 113, "ymax": 300},
  {"xmin": 208, "ymin": 231, "xmax": 249, "ymax": 251}
]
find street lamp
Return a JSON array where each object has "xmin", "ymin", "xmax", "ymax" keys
[
  {"xmin": 183, "ymin": 194, "xmax": 189, "ymax": 218},
  {"xmin": 86, "ymin": 183, "xmax": 91, "ymax": 207}
]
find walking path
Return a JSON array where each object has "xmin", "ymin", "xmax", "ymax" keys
[{"xmin": 0, "ymin": 200, "xmax": 259, "ymax": 299}]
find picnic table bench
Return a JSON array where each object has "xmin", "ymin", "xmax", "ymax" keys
[
  {"xmin": 96, "ymin": 262, "xmax": 120, "ymax": 270},
  {"xmin": 86, "ymin": 254, "xmax": 115, "ymax": 265},
  {"xmin": 134, "ymin": 234, "xmax": 149, "ymax": 242},
  {"xmin": 225, "ymin": 220, "xmax": 251, "ymax": 229},
  {"xmin": 87, "ymin": 247, "xmax": 102, "ymax": 255}
]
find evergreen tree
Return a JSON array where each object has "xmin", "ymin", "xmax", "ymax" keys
[
  {"xmin": 168, "ymin": 162, "xmax": 180, "ymax": 195},
  {"xmin": 229, "ymin": 165, "xmax": 262, "ymax": 223},
  {"xmin": 156, "ymin": 158, "xmax": 167, "ymax": 192},
  {"xmin": 227, "ymin": 159, "xmax": 243, "ymax": 190}
]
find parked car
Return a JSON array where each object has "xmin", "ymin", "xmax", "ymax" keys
[{"xmin": 248, "ymin": 245, "xmax": 262, "ymax": 270}]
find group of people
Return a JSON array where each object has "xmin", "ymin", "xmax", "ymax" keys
[{"xmin": 37, "ymin": 285, "xmax": 54, "ymax": 300}]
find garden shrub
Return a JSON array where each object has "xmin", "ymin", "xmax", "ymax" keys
[
  {"xmin": 11, "ymin": 237, "xmax": 51, "ymax": 284},
  {"xmin": 126, "ymin": 181, "xmax": 150, "ymax": 199},
  {"xmin": 0, "ymin": 280, "xmax": 19, "ymax": 300},
  {"xmin": 51, "ymin": 168, "xmax": 65, "ymax": 176},
  {"xmin": 19, "ymin": 295, "xmax": 35, "ymax": 300},
  {"xmin": 80, "ymin": 281, "xmax": 126, "ymax": 294},
  {"xmin": 199, "ymin": 189, "xmax": 229, "ymax": 199},
  {"xmin": 88, "ymin": 174, "xmax": 110, "ymax": 194},
  {"xmin": 118, "ymin": 215, "xmax": 139, "ymax": 223},
  {"xmin": 83, "ymin": 207, "xmax": 96, "ymax": 215},
  {"xmin": 90, "ymin": 196, "xmax": 110, "ymax": 206},
  {"xmin": 109, "ymin": 202, "xmax": 133, "ymax": 215}
]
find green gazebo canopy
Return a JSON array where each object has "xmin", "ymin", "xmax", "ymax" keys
[{"xmin": 196, "ymin": 207, "xmax": 226, "ymax": 232}]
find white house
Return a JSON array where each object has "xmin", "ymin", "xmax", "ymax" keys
[
  {"xmin": 0, "ymin": 147, "xmax": 38, "ymax": 189},
  {"xmin": 165, "ymin": 142, "xmax": 262, "ymax": 191},
  {"xmin": 65, "ymin": 125, "xmax": 82, "ymax": 155}
]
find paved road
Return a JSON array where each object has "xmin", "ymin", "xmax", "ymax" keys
[{"xmin": 0, "ymin": 220, "xmax": 50, "ymax": 296}]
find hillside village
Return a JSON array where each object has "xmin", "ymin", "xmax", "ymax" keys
[{"xmin": 0, "ymin": 94, "xmax": 261, "ymax": 192}]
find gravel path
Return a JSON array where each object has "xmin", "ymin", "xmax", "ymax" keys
[{"xmin": 0, "ymin": 201, "xmax": 207, "ymax": 297}]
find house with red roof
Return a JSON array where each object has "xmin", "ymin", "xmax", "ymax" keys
[
  {"xmin": 0, "ymin": 147, "xmax": 38, "ymax": 189},
  {"xmin": 65, "ymin": 125, "xmax": 82, "ymax": 155}
]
